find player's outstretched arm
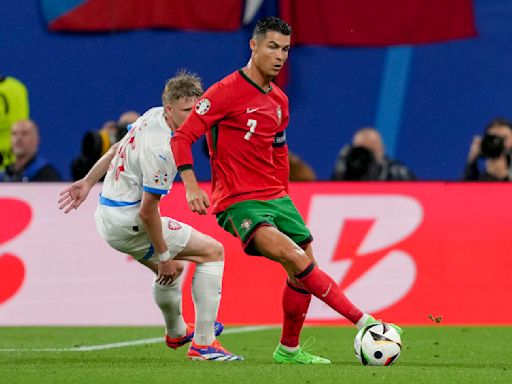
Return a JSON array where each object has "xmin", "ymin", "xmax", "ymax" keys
[
  {"xmin": 58, "ymin": 179, "xmax": 93, "ymax": 213},
  {"xmin": 180, "ymin": 169, "xmax": 210, "ymax": 215},
  {"xmin": 58, "ymin": 142, "xmax": 120, "ymax": 213}
]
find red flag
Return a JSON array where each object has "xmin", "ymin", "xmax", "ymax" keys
[
  {"xmin": 279, "ymin": 0, "xmax": 477, "ymax": 46},
  {"xmin": 47, "ymin": 0, "xmax": 243, "ymax": 32}
]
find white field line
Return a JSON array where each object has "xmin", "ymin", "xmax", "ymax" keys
[{"xmin": 0, "ymin": 325, "xmax": 277, "ymax": 352}]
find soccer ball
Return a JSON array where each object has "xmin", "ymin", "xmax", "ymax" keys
[{"xmin": 354, "ymin": 322, "xmax": 402, "ymax": 366}]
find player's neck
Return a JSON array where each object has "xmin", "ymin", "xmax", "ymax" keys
[
  {"xmin": 242, "ymin": 65, "xmax": 271, "ymax": 92},
  {"xmin": 13, "ymin": 152, "xmax": 34, "ymax": 171},
  {"xmin": 164, "ymin": 111, "xmax": 177, "ymax": 133}
]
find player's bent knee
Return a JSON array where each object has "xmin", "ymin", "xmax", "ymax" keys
[
  {"xmin": 174, "ymin": 260, "xmax": 185, "ymax": 276},
  {"xmin": 208, "ymin": 240, "xmax": 224, "ymax": 262},
  {"xmin": 197, "ymin": 237, "xmax": 224, "ymax": 263},
  {"xmin": 278, "ymin": 248, "xmax": 309, "ymax": 271}
]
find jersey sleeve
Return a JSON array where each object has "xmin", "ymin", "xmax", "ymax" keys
[
  {"xmin": 171, "ymin": 82, "xmax": 230, "ymax": 171},
  {"xmin": 141, "ymin": 144, "xmax": 175, "ymax": 195}
]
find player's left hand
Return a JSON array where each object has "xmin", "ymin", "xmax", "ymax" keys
[{"xmin": 58, "ymin": 179, "xmax": 92, "ymax": 213}]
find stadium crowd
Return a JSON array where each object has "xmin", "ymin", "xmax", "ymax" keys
[{"xmin": 2, "ymin": 71, "xmax": 511, "ymax": 183}]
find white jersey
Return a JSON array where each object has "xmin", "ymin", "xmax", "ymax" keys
[{"xmin": 97, "ymin": 107, "xmax": 176, "ymax": 228}]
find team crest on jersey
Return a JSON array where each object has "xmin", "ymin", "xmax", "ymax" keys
[
  {"xmin": 241, "ymin": 218, "xmax": 252, "ymax": 231},
  {"xmin": 168, "ymin": 219, "xmax": 182, "ymax": 230},
  {"xmin": 276, "ymin": 105, "xmax": 282, "ymax": 125},
  {"xmin": 154, "ymin": 169, "xmax": 168, "ymax": 186},
  {"xmin": 195, "ymin": 98, "xmax": 211, "ymax": 115}
]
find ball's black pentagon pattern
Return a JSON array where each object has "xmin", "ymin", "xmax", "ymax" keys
[{"xmin": 355, "ymin": 322, "xmax": 402, "ymax": 366}]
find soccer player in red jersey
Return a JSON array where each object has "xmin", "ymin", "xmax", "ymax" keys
[{"xmin": 171, "ymin": 16, "xmax": 402, "ymax": 364}]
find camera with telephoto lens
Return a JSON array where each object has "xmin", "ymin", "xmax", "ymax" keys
[
  {"xmin": 70, "ymin": 122, "xmax": 129, "ymax": 181},
  {"xmin": 344, "ymin": 146, "xmax": 377, "ymax": 180},
  {"xmin": 81, "ymin": 122, "xmax": 128, "ymax": 162},
  {"xmin": 480, "ymin": 134, "xmax": 505, "ymax": 159}
]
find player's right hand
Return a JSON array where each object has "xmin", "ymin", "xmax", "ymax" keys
[
  {"xmin": 58, "ymin": 179, "xmax": 92, "ymax": 213},
  {"xmin": 186, "ymin": 186, "xmax": 210, "ymax": 215}
]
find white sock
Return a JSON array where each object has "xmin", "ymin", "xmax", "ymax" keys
[
  {"xmin": 192, "ymin": 261, "xmax": 224, "ymax": 346},
  {"xmin": 152, "ymin": 276, "xmax": 187, "ymax": 338},
  {"xmin": 356, "ymin": 313, "xmax": 372, "ymax": 330}
]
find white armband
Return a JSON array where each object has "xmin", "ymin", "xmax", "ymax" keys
[{"xmin": 158, "ymin": 250, "xmax": 171, "ymax": 263}]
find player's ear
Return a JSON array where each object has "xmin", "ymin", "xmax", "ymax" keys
[{"xmin": 249, "ymin": 38, "xmax": 257, "ymax": 52}]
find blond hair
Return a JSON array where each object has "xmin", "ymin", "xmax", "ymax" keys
[{"xmin": 162, "ymin": 70, "xmax": 203, "ymax": 106}]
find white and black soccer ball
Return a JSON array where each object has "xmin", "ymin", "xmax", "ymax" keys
[{"xmin": 354, "ymin": 322, "xmax": 402, "ymax": 366}]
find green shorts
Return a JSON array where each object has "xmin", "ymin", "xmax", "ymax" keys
[{"xmin": 216, "ymin": 196, "xmax": 313, "ymax": 256}]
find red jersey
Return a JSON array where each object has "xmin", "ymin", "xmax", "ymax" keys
[{"xmin": 171, "ymin": 69, "xmax": 290, "ymax": 213}]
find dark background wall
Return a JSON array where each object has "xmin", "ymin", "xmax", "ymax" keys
[{"xmin": 1, "ymin": 0, "xmax": 511, "ymax": 181}]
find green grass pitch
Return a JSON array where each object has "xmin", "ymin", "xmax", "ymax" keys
[{"xmin": 1, "ymin": 326, "xmax": 510, "ymax": 383}]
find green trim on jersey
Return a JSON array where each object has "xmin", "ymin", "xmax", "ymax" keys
[
  {"xmin": 238, "ymin": 69, "xmax": 272, "ymax": 95},
  {"xmin": 216, "ymin": 196, "xmax": 312, "ymax": 256},
  {"xmin": 211, "ymin": 124, "xmax": 219, "ymax": 154}
]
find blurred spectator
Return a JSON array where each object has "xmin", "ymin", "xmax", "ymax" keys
[
  {"xmin": 0, "ymin": 75, "xmax": 29, "ymax": 170},
  {"xmin": 0, "ymin": 119, "xmax": 61, "ymax": 182},
  {"xmin": 289, "ymin": 151, "xmax": 316, "ymax": 181},
  {"xmin": 70, "ymin": 111, "xmax": 140, "ymax": 181},
  {"xmin": 332, "ymin": 127, "xmax": 415, "ymax": 181},
  {"xmin": 118, "ymin": 111, "xmax": 140, "ymax": 127},
  {"xmin": 463, "ymin": 118, "xmax": 512, "ymax": 181}
]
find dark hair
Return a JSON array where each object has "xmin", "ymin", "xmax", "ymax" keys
[
  {"xmin": 253, "ymin": 16, "xmax": 292, "ymax": 39},
  {"xmin": 485, "ymin": 117, "xmax": 512, "ymax": 133}
]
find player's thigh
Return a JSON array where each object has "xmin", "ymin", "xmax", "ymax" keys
[
  {"xmin": 274, "ymin": 196, "xmax": 312, "ymax": 249},
  {"xmin": 101, "ymin": 226, "xmax": 153, "ymax": 260},
  {"xmin": 217, "ymin": 199, "xmax": 279, "ymax": 256},
  {"xmin": 111, "ymin": 217, "xmax": 192, "ymax": 262},
  {"xmin": 251, "ymin": 225, "xmax": 298, "ymax": 259},
  {"xmin": 252, "ymin": 225, "xmax": 310, "ymax": 274},
  {"xmin": 217, "ymin": 200, "xmax": 276, "ymax": 242},
  {"xmin": 173, "ymin": 228, "xmax": 223, "ymax": 263}
]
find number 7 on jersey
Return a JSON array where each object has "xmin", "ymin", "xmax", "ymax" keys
[{"xmin": 244, "ymin": 119, "xmax": 257, "ymax": 140}]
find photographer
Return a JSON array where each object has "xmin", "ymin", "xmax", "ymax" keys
[
  {"xmin": 70, "ymin": 111, "xmax": 139, "ymax": 181},
  {"xmin": 463, "ymin": 118, "xmax": 512, "ymax": 181},
  {"xmin": 332, "ymin": 127, "xmax": 415, "ymax": 181}
]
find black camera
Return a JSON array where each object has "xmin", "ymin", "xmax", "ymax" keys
[
  {"xmin": 70, "ymin": 122, "xmax": 129, "ymax": 180},
  {"xmin": 81, "ymin": 122, "xmax": 128, "ymax": 161},
  {"xmin": 344, "ymin": 146, "xmax": 377, "ymax": 180},
  {"xmin": 480, "ymin": 134, "xmax": 505, "ymax": 159}
]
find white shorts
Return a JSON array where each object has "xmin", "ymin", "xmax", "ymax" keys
[{"xmin": 94, "ymin": 209, "xmax": 192, "ymax": 262}]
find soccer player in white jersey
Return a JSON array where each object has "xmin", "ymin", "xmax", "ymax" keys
[{"xmin": 59, "ymin": 71, "xmax": 242, "ymax": 361}]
